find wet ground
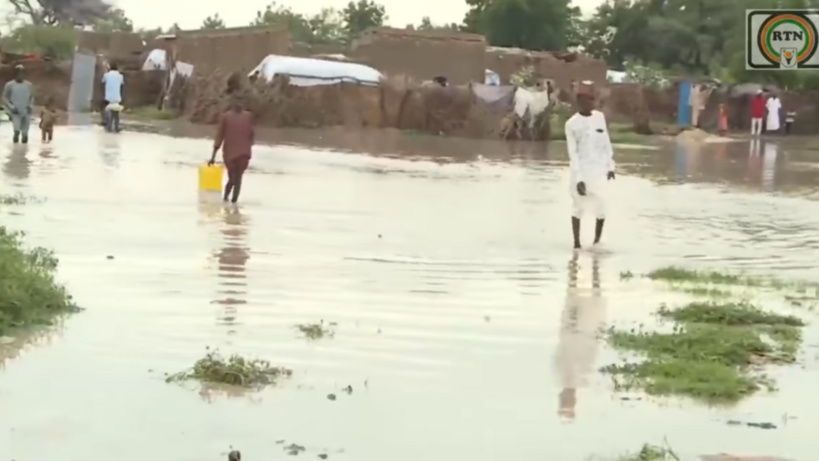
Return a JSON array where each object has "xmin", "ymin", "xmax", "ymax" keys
[{"xmin": 1, "ymin": 125, "xmax": 818, "ymax": 460}]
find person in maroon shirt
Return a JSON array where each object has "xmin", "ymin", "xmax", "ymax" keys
[
  {"xmin": 209, "ymin": 96, "xmax": 255, "ymax": 203},
  {"xmin": 750, "ymin": 89, "xmax": 766, "ymax": 136}
]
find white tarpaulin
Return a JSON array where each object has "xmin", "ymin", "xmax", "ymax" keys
[
  {"xmin": 142, "ymin": 49, "xmax": 167, "ymax": 70},
  {"xmin": 514, "ymin": 88, "xmax": 551, "ymax": 119},
  {"xmin": 249, "ymin": 55, "xmax": 383, "ymax": 87}
]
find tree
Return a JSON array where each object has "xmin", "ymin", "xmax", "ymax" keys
[
  {"xmin": 0, "ymin": 24, "xmax": 77, "ymax": 58},
  {"xmin": 462, "ymin": 0, "xmax": 581, "ymax": 51},
  {"xmin": 7, "ymin": 0, "xmax": 112, "ymax": 25},
  {"xmin": 93, "ymin": 7, "xmax": 133, "ymax": 32},
  {"xmin": 415, "ymin": 16, "xmax": 460, "ymax": 32},
  {"xmin": 252, "ymin": 2, "xmax": 347, "ymax": 44},
  {"xmin": 202, "ymin": 13, "xmax": 226, "ymax": 29},
  {"xmin": 342, "ymin": 0, "xmax": 386, "ymax": 37},
  {"xmin": 252, "ymin": 2, "xmax": 313, "ymax": 42},
  {"xmin": 307, "ymin": 8, "xmax": 347, "ymax": 44}
]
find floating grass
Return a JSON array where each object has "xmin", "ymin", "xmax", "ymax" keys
[
  {"xmin": 296, "ymin": 320, "xmax": 336, "ymax": 340},
  {"xmin": 166, "ymin": 348, "xmax": 292, "ymax": 388},
  {"xmin": 602, "ymin": 300, "xmax": 806, "ymax": 403}
]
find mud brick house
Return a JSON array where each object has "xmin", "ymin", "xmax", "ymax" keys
[
  {"xmin": 350, "ymin": 27, "xmax": 487, "ymax": 84},
  {"xmin": 172, "ymin": 26, "xmax": 291, "ymax": 74},
  {"xmin": 485, "ymin": 47, "xmax": 607, "ymax": 91}
]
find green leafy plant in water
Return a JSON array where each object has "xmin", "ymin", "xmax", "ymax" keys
[
  {"xmin": 296, "ymin": 320, "xmax": 336, "ymax": 340},
  {"xmin": 0, "ymin": 193, "xmax": 30, "ymax": 205},
  {"xmin": 166, "ymin": 348, "xmax": 292, "ymax": 388},
  {"xmin": 647, "ymin": 266, "xmax": 751, "ymax": 285},
  {"xmin": 0, "ymin": 227, "xmax": 79, "ymax": 335},
  {"xmin": 587, "ymin": 442, "xmax": 679, "ymax": 461},
  {"xmin": 602, "ymin": 301, "xmax": 806, "ymax": 403},
  {"xmin": 615, "ymin": 443, "xmax": 679, "ymax": 461}
]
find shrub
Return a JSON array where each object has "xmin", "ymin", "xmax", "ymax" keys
[{"xmin": 0, "ymin": 227, "xmax": 78, "ymax": 334}]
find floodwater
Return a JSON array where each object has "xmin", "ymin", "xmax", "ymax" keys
[{"xmin": 1, "ymin": 125, "xmax": 819, "ymax": 461}]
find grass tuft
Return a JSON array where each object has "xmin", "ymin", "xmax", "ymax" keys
[
  {"xmin": 165, "ymin": 348, "xmax": 292, "ymax": 388},
  {"xmin": 602, "ymin": 300, "xmax": 805, "ymax": 403}
]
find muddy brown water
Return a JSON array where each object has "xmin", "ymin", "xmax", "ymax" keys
[{"xmin": 1, "ymin": 125, "xmax": 818, "ymax": 461}]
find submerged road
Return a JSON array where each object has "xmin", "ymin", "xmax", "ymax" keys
[{"xmin": 0, "ymin": 125, "xmax": 818, "ymax": 460}]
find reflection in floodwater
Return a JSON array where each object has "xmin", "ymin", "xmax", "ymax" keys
[
  {"xmin": 556, "ymin": 252, "xmax": 605, "ymax": 422},
  {"xmin": 0, "ymin": 327, "xmax": 59, "ymax": 370},
  {"xmin": 748, "ymin": 138, "xmax": 762, "ymax": 185},
  {"xmin": 763, "ymin": 141, "xmax": 778, "ymax": 191},
  {"xmin": 4, "ymin": 145, "xmax": 31, "ymax": 180},
  {"xmin": 98, "ymin": 132, "xmax": 120, "ymax": 168},
  {"xmin": 213, "ymin": 205, "xmax": 250, "ymax": 331}
]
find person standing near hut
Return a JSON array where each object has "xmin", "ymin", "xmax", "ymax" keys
[
  {"xmin": 766, "ymin": 93, "xmax": 782, "ymax": 133},
  {"xmin": 3, "ymin": 65, "xmax": 34, "ymax": 144},
  {"xmin": 750, "ymin": 89, "xmax": 766, "ymax": 136},
  {"xmin": 101, "ymin": 62, "xmax": 124, "ymax": 132},
  {"xmin": 565, "ymin": 80, "xmax": 615, "ymax": 250}
]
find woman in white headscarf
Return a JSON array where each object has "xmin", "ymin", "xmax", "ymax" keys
[{"xmin": 766, "ymin": 93, "xmax": 782, "ymax": 132}]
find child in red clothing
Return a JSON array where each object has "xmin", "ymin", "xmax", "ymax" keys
[
  {"xmin": 209, "ymin": 96, "xmax": 254, "ymax": 203},
  {"xmin": 718, "ymin": 103, "xmax": 728, "ymax": 135}
]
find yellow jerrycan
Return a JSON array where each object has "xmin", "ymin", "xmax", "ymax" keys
[{"xmin": 199, "ymin": 163, "xmax": 225, "ymax": 192}]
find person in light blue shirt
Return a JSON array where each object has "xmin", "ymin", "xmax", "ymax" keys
[
  {"xmin": 101, "ymin": 62, "xmax": 124, "ymax": 132},
  {"xmin": 3, "ymin": 65, "xmax": 34, "ymax": 144}
]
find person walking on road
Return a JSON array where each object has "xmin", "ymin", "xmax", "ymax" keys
[
  {"xmin": 565, "ymin": 80, "xmax": 616, "ymax": 250},
  {"xmin": 209, "ymin": 96, "xmax": 255, "ymax": 204},
  {"xmin": 750, "ymin": 89, "xmax": 766, "ymax": 136},
  {"xmin": 101, "ymin": 62, "xmax": 124, "ymax": 132},
  {"xmin": 3, "ymin": 65, "xmax": 34, "ymax": 144}
]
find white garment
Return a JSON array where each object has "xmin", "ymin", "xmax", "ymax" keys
[
  {"xmin": 766, "ymin": 97, "xmax": 781, "ymax": 131},
  {"xmin": 751, "ymin": 117, "xmax": 763, "ymax": 135},
  {"xmin": 565, "ymin": 110, "xmax": 615, "ymax": 219}
]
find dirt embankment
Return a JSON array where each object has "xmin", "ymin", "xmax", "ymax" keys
[{"xmin": 176, "ymin": 73, "xmax": 544, "ymax": 140}]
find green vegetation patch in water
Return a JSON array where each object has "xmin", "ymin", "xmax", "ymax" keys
[
  {"xmin": 602, "ymin": 301, "xmax": 805, "ymax": 403},
  {"xmin": 296, "ymin": 320, "xmax": 336, "ymax": 340},
  {"xmin": 588, "ymin": 443, "xmax": 679, "ymax": 461},
  {"xmin": 647, "ymin": 266, "xmax": 755, "ymax": 286},
  {"xmin": 0, "ymin": 227, "xmax": 79, "ymax": 335},
  {"xmin": 166, "ymin": 348, "xmax": 292, "ymax": 388},
  {"xmin": 0, "ymin": 193, "xmax": 33, "ymax": 205}
]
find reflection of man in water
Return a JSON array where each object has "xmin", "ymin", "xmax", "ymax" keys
[
  {"xmin": 556, "ymin": 253, "xmax": 606, "ymax": 421},
  {"xmin": 4, "ymin": 146, "xmax": 31, "ymax": 180},
  {"xmin": 215, "ymin": 207, "xmax": 250, "ymax": 326},
  {"xmin": 565, "ymin": 81, "xmax": 616, "ymax": 249}
]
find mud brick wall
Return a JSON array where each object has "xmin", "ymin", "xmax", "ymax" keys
[
  {"xmin": 350, "ymin": 27, "xmax": 486, "ymax": 84},
  {"xmin": 486, "ymin": 49, "xmax": 607, "ymax": 91},
  {"xmin": 175, "ymin": 27, "xmax": 291, "ymax": 75},
  {"xmin": 0, "ymin": 61, "xmax": 72, "ymax": 109},
  {"xmin": 77, "ymin": 31, "xmax": 159, "ymax": 57}
]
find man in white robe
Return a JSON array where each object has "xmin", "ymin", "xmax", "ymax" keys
[
  {"xmin": 766, "ymin": 94, "xmax": 782, "ymax": 132},
  {"xmin": 565, "ymin": 81, "xmax": 616, "ymax": 249}
]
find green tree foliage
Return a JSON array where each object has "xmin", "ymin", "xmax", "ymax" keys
[
  {"xmin": 462, "ymin": 0, "xmax": 581, "ymax": 51},
  {"xmin": 6, "ymin": 0, "xmax": 112, "ymax": 25},
  {"xmin": 252, "ymin": 2, "xmax": 347, "ymax": 44},
  {"xmin": 580, "ymin": 0, "xmax": 819, "ymax": 88},
  {"xmin": 0, "ymin": 24, "xmax": 76, "ymax": 58},
  {"xmin": 201, "ymin": 13, "xmax": 226, "ymax": 30},
  {"xmin": 410, "ymin": 16, "xmax": 460, "ymax": 32},
  {"xmin": 342, "ymin": 0, "xmax": 386, "ymax": 37},
  {"xmin": 93, "ymin": 7, "xmax": 133, "ymax": 32}
]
